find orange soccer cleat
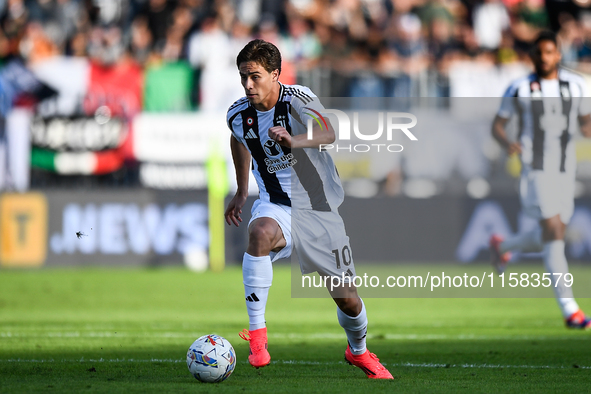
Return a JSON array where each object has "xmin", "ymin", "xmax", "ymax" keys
[
  {"xmin": 566, "ymin": 310, "xmax": 591, "ymax": 329},
  {"xmin": 239, "ymin": 327, "xmax": 271, "ymax": 368},
  {"xmin": 489, "ymin": 234, "xmax": 511, "ymax": 274},
  {"xmin": 344, "ymin": 344, "xmax": 394, "ymax": 379}
]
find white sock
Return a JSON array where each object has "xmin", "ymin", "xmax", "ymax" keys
[
  {"xmin": 557, "ymin": 298, "xmax": 579, "ymax": 319},
  {"xmin": 542, "ymin": 240, "xmax": 579, "ymax": 319},
  {"xmin": 242, "ymin": 253, "xmax": 273, "ymax": 331},
  {"xmin": 337, "ymin": 299, "xmax": 368, "ymax": 355},
  {"xmin": 500, "ymin": 228, "xmax": 543, "ymax": 254}
]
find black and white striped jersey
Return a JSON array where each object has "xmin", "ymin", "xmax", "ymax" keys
[
  {"xmin": 498, "ymin": 69, "xmax": 591, "ymax": 174},
  {"xmin": 226, "ymin": 83, "xmax": 344, "ymax": 211}
]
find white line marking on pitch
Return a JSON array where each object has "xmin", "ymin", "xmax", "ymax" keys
[
  {"xmin": 0, "ymin": 359, "xmax": 588, "ymax": 369},
  {"xmin": 1, "ymin": 332, "xmax": 589, "ymax": 341}
]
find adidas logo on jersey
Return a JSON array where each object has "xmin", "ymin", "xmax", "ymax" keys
[
  {"xmin": 246, "ymin": 293, "xmax": 260, "ymax": 302},
  {"xmin": 245, "ymin": 129, "xmax": 257, "ymax": 139}
]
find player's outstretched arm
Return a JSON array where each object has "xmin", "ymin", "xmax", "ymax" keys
[
  {"xmin": 492, "ymin": 115, "xmax": 522, "ymax": 155},
  {"xmin": 293, "ymin": 120, "xmax": 336, "ymax": 148},
  {"xmin": 225, "ymin": 135, "xmax": 250, "ymax": 227},
  {"xmin": 268, "ymin": 123, "xmax": 335, "ymax": 149}
]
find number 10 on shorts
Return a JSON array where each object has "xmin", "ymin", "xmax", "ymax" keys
[{"xmin": 331, "ymin": 245, "xmax": 352, "ymax": 269}]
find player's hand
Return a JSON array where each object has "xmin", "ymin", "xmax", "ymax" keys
[
  {"xmin": 268, "ymin": 126, "xmax": 292, "ymax": 148},
  {"xmin": 225, "ymin": 192, "xmax": 248, "ymax": 227},
  {"xmin": 507, "ymin": 142, "xmax": 522, "ymax": 155}
]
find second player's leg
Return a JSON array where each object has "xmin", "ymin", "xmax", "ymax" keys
[
  {"xmin": 540, "ymin": 214, "xmax": 570, "ymax": 299},
  {"xmin": 539, "ymin": 214, "xmax": 589, "ymax": 326},
  {"xmin": 490, "ymin": 229, "xmax": 543, "ymax": 274},
  {"xmin": 540, "ymin": 215, "xmax": 565, "ymax": 242}
]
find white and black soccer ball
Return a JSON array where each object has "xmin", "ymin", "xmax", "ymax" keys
[{"xmin": 186, "ymin": 334, "xmax": 236, "ymax": 383}]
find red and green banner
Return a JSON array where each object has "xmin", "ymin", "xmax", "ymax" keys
[
  {"xmin": 31, "ymin": 147, "xmax": 124, "ymax": 175},
  {"xmin": 30, "ymin": 59, "xmax": 144, "ymax": 175}
]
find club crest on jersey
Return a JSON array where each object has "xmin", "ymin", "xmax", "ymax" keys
[
  {"xmin": 275, "ymin": 115, "xmax": 287, "ymax": 128},
  {"xmin": 246, "ymin": 117, "xmax": 254, "ymax": 126}
]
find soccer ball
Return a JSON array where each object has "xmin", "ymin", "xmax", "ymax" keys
[{"xmin": 186, "ymin": 334, "xmax": 236, "ymax": 383}]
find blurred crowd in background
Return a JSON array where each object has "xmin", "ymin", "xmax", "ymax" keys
[
  {"xmin": 5, "ymin": 0, "xmax": 591, "ymax": 103},
  {"xmin": 3, "ymin": 0, "xmax": 591, "ymax": 197}
]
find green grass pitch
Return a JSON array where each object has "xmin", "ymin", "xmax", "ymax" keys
[{"xmin": 1, "ymin": 265, "xmax": 590, "ymax": 393}]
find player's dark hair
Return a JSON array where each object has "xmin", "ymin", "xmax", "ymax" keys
[
  {"xmin": 236, "ymin": 39, "xmax": 282, "ymax": 75},
  {"xmin": 534, "ymin": 30, "xmax": 557, "ymax": 48}
]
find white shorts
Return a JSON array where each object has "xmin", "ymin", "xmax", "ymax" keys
[
  {"xmin": 520, "ymin": 169, "xmax": 575, "ymax": 224},
  {"xmin": 291, "ymin": 208, "xmax": 356, "ymax": 279},
  {"xmin": 248, "ymin": 199, "xmax": 356, "ymax": 278},
  {"xmin": 248, "ymin": 199, "xmax": 292, "ymax": 262}
]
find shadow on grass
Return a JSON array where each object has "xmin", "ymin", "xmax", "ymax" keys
[{"xmin": 1, "ymin": 340, "xmax": 591, "ymax": 393}]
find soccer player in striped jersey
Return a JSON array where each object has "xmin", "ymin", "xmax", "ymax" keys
[
  {"xmin": 225, "ymin": 39, "xmax": 393, "ymax": 378},
  {"xmin": 490, "ymin": 31, "xmax": 591, "ymax": 329}
]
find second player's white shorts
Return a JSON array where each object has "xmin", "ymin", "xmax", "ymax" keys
[
  {"xmin": 248, "ymin": 199, "xmax": 356, "ymax": 279},
  {"xmin": 520, "ymin": 169, "xmax": 575, "ymax": 224}
]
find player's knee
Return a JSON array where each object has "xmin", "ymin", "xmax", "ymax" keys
[
  {"xmin": 249, "ymin": 222, "xmax": 274, "ymax": 241},
  {"xmin": 542, "ymin": 217, "xmax": 565, "ymax": 241},
  {"xmin": 247, "ymin": 222, "xmax": 276, "ymax": 254},
  {"xmin": 544, "ymin": 228, "xmax": 564, "ymax": 241},
  {"xmin": 335, "ymin": 297, "xmax": 361, "ymax": 316}
]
